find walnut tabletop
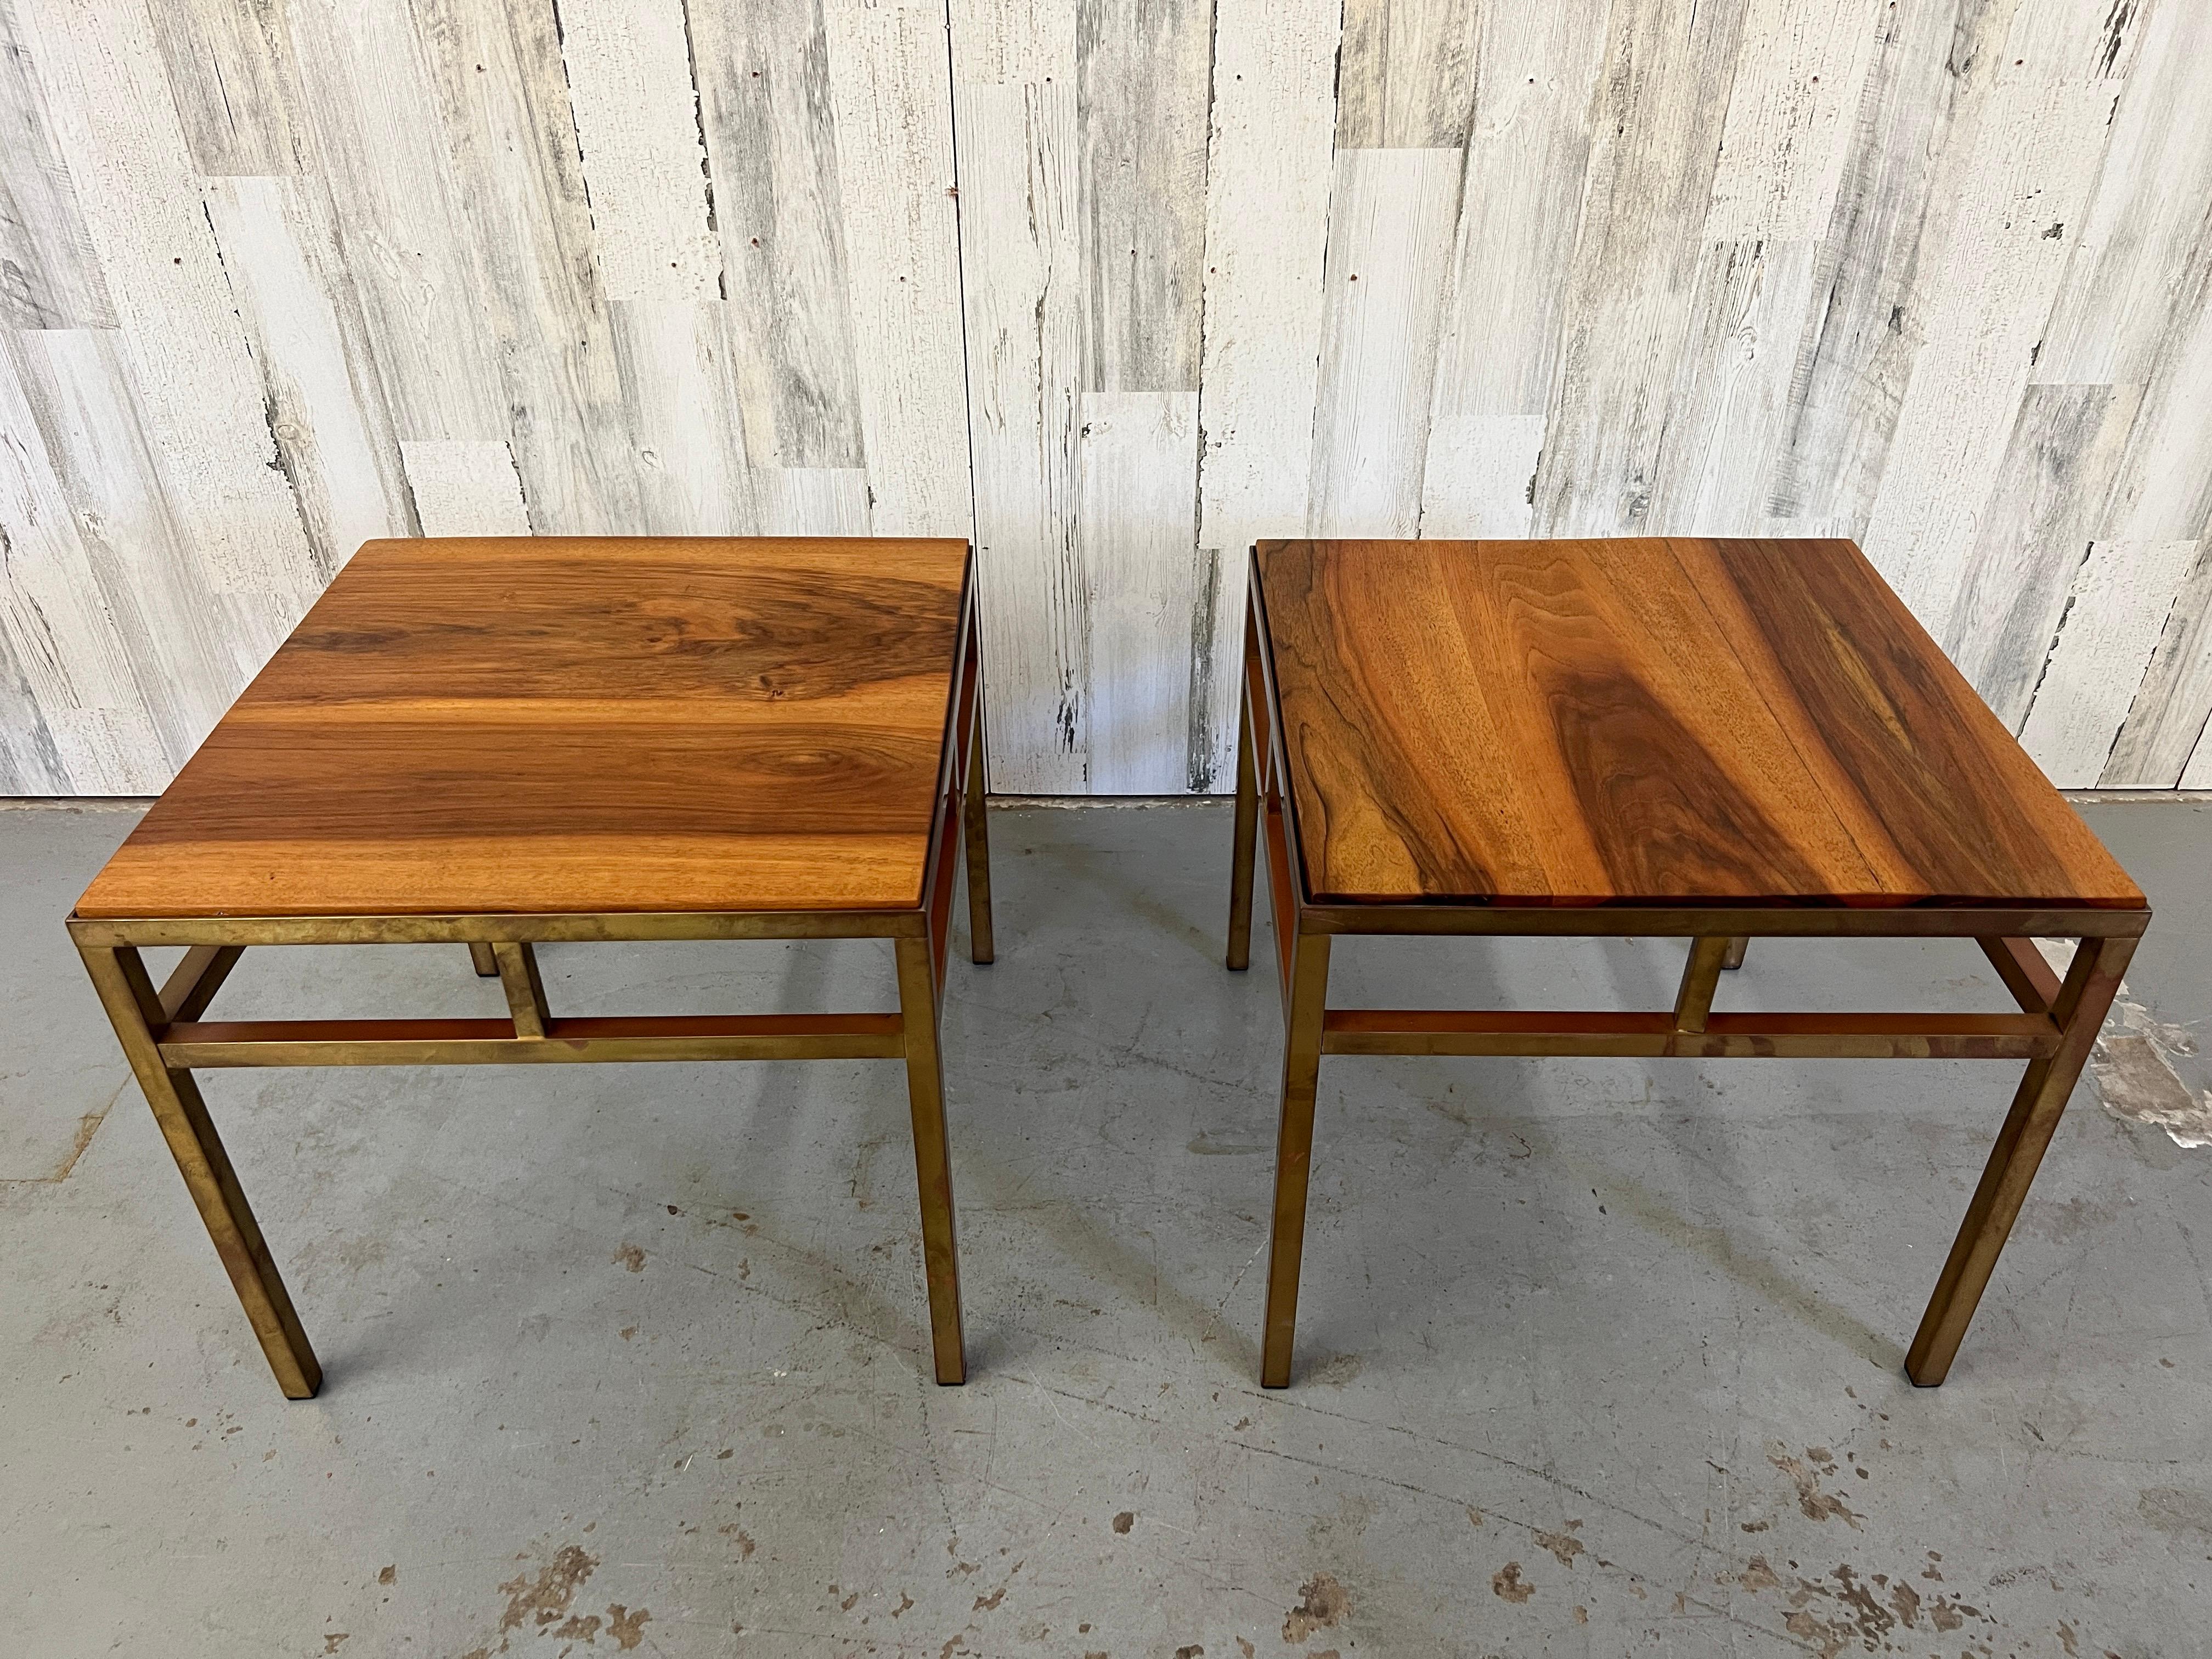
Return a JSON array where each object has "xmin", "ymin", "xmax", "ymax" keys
[
  {"xmin": 1254, "ymin": 537, "xmax": 2139, "ymax": 911},
  {"xmin": 77, "ymin": 537, "xmax": 973, "ymax": 919}
]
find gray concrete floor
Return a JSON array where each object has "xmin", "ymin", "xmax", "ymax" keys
[{"xmin": 3, "ymin": 800, "xmax": 2209, "ymax": 1659}]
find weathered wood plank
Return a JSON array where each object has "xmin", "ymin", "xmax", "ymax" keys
[
  {"xmin": 555, "ymin": 0, "xmax": 723, "ymax": 304},
  {"xmin": 691, "ymin": 0, "xmax": 866, "ymax": 470},
  {"xmin": 823, "ymin": 0, "xmax": 970, "ymax": 538},
  {"xmin": 285, "ymin": 0, "xmax": 509, "ymax": 442},
  {"xmin": 2186, "ymin": 713, "xmax": 2212, "ymax": 790},
  {"xmin": 0, "ymin": 0, "xmax": 114, "ymax": 328},
  {"xmin": 0, "ymin": 335, "xmax": 164, "ymax": 790},
  {"xmin": 1861, "ymin": 2, "xmax": 2145, "ymax": 631},
  {"xmin": 2019, "ymin": 538, "xmax": 2200, "ymax": 788},
  {"xmin": 202, "ymin": 174, "xmax": 417, "ymax": 574},
  {"xmin": 1333, "ymin": 0, "xmax": 1477, "ymax": 148},
  {"xmin": 2103, "ymin": 543, "xmax": 2212, "ymax": 787},
  {"xmin": 1531, "ymin": 0, "xmax": 1751, "ymax": 535},
  {"xmin": 8, "ymin": 329, "xmax": 244, "ymax": 769},
  {"xmin": 413, "ymin": 0, "xmax": 641, "ymax": 537},
  {"xmin": 144, "ymin": 0, "xmax": 304, "ymax": 174},
  {"xmin": 22, "ymin": 0, "xmax": 318, "ymax": 616},
  {"xmin": 1647, "ymin": 238, "xmax": 1822, "ymax": 535},
  {"xmin": 1077, "ymin": 0, "xmax": 1210, "ymax": 394},
  {"xmin": 1765, "ymin": 0, "xmax": 2017, "ymax": 528},
  {"xmin": 0, "ymin": 630, "xmax": 66, "ymax": 793},
  {"xmin": 1420, "ymin": 0, "xmax": 1610, "ymax": 540},
  {"xmin": 1078, "ymin": 390, "xmax": 1199, "ymax": 792},
  {"xmin": 2017, "ymin": 0, "xmax": 2210, "ymax": 792},
  {"xmin": 949, "ymin": 75, "xmax": 1086, "ymax": 792},
  {"xmin": 1418, "ymin": 416, "xmax": 1544, "ymax": 539},
  {"xmin": 2036, "ymin": 0, "xmax": 2212, "ymax": 385},
  {"xmin": 1943, "ymin": 382, "xmax": 2141, "ymax": 730},
  {"xmin": 1702, "ymin": 0, "xmax": 1882, "ymax": 241},
  {"xmin": 752, "ymin": 466, "xmax": 871, "ymax": 536},
  {"xmin": 1309, "ymin": 148, "xmax": 1462, "ymax": 539},
  {"xmin": 399, "ymin": 440, "xmax": 532, "ymax": 537},
  {"xmin": 609, "ymin": 299, "xmax": 758, "ymax": 535},
  {"xmin": 1191, "ymin": 0, "xmax": 1340, "ymax": 785}
]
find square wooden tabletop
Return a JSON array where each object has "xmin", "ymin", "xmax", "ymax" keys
[
  {"xmin": 76, "ymin": 537, "xmax": 973, "ymax": 919},
  {"xmin": 1253, "ymin": 537, "xmax": 2142, "ymax": 911}
]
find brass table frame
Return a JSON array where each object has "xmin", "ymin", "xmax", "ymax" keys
[
  {"xmin": 1224, "ymin": 571, "xmax": 2149, "ymax": 1390},
  {"xmin": 69, "ymin": 603, "xmax": 994, "ymax": 1398}
]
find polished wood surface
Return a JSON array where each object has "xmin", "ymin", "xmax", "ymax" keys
[
  {"xmin": 1254, "ymin": 538, "xmax": 2142, "ymax": 909},
  {"xmin": 79, "ymin": 538, "xmax": 973, "ymax": 918}
]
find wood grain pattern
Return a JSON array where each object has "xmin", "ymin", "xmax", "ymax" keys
[
  {"xmin": 144, "ymin": 0, "xmax": 304, "ymax": 176},
  {"xmin": 76, "ymin": 538, "xmax": 973, "ymax": 918},
  {"xmin": 1190, "ymin": 0, "xmax": 1339, "ymax": 786},
  {"xmin": 1863, "ymin": 2, "xmax": 2141, "ymax": 627},
  {"xmin": 1256, "ymin": 538, "xmax": 2140, "ymax": 908},
  {"xmin": 1761, "ymin": 0, "xmax": 1999, "ymax": 529},
  {"xmin": 2019, "ymin": 537, "xmax": 2201, "ymax": 786},
  {"xmin": 1943, "ymin": 382, "xmax": 2141, "ymax": 730},
  {"xmin": 23, "ymin": 0, "xmax": 316, "ymax": 616},
  {"xmin": 1333, "ymin": 0, "xmax": 1477, "ymax": 149},
  {"xmin": 202, "ymin": 174, "xmax": 416, "ymax": 567},
  {"xmin": 1307, "ymin": 148, "xmax": 1461, "ymax": 539},
  {"xmin": 610, "ymin": 299, "xmax": 759, "ymax": 535},
  {"xmin": 823, "ymin": 0, "xmax": 969, "ymax": 538},
  {"xmin": 0, "ymin": 335, "xmax": 165, "ymax": 790},
  {"xmin": 556, "ymin": 0, "xmax": 723, "ymax": 304},
  {"xmin": 692, "ymin": 0, "xmax": 866, "ymax": 471},
  {"xmin": 399, "ymin": 441, "xmax": 532, "ymax": 537},
  {"xmin": 951, "ymin": 74, "xmax": 1086, "ymax": 792},
  {"xmin": 2104, "ymin": 543, "xmax": 2212, "ymax": 787},
  {"xmin": 1531, "ymin": 0, "xmax": 1750, "ymax": 535},
  {"xmin": 0, "ymin": 0, "xmax": 112, "ymax": 328},
  {"xmin": 414, "ymin": 0, "xmax": 642, "ymax": 538}
]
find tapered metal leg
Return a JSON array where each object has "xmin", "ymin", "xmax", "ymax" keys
[
  {"xmin": 468, "ymin": 943, "xmax": 499, "ymax": 978},
  {"xmin": 1721, "ymin": 936, "xmax": 1748, "ymax": 970},
  {"xmin": 962, "ymin": 697, "xmax": 994, "ymax": 967},
  {"xmin": 1906, "ymin": 933, "xmax": 2134, "ymax": 1385},
  {"xmin": 1260, "ymin": 932, "xmax": 1332, "ymax": 1386},
  {"xmin": 492, "ymin": 941, "xmax": 550, "ymax": 1038},
  {"xmin": 1227, "ymin": 684, "xmax": 1260, "ymax": 972},
  {"xmin": 895, "ymin": 935, "xmax": 966, "ymax": 1384},
  {"xmin": 1674, "ymin": 936, "xmax": 1733, "ymax": 1032},
  {"xmin": 77, "ymin": 945, "xmax": 321, "ymax": 1398},
  {"xmin": 159, "ymin": 944, "xmax": 244, "ymax": 1020}
]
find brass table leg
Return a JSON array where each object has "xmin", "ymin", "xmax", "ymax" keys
[
  {"xmin": 492, "ymin": 941, "xmax": 550, "ymax": 1037},
  {"xmin": 76, "ymin": 945, "xmax": 322, "ymax": 1398},
  {"xmin": 962, "ymin": 697, "xmax": 995, "ymax": 967},
  {"xmin": 468, "ymin": 943, "xmax": 499, "ymax": 978},
  {"xmin": 895, "ymin": 934, "xmax": 966, "ymax": 1384},
  {"xmin": 1226, "ymin": 687, "xmax": 1260, "ymax": 972},
  {"xmin": 1260, "ymin": 932, "xmax": 1332, "ymax": 1387},
  {"xmin": 1905, "ymin": 933, "xmax": 2134, "ymax": 1385},
  {"xmin": 1674, "ymin": 936, "xmax": 1733, "ymax": 1032},
  {"xmin": 1721, "ymin": 936, "xmax": 1749, "ymax": 970}
]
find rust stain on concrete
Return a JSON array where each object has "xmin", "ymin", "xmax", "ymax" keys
[{"xmin": 1283, "ymin": 1572, "xmax": 1350, "ymax": 1639}]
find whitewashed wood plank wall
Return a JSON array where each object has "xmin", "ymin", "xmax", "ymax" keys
[{"xmin": 2, "ymin": 0, "xmax": 2209, "ymax": 795}]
